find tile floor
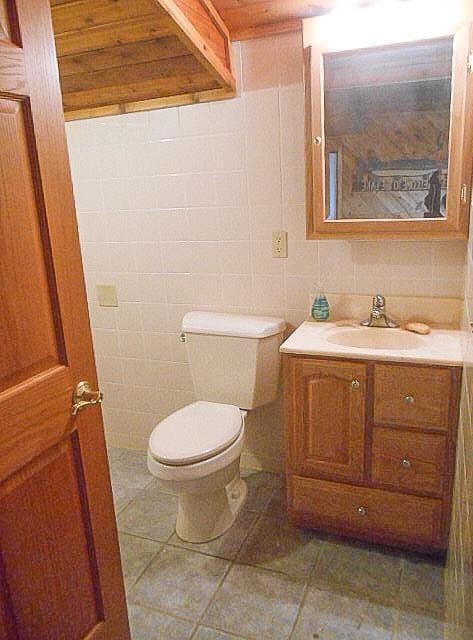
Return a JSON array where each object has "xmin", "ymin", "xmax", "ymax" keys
[{"xmin": 109, "ymin": 448, "xmax": 446, "ymax": 640}]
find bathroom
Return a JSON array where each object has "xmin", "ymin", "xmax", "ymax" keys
[{"xmin": 0, "ymin": 0, "xmax": 472, "ymax": 637}]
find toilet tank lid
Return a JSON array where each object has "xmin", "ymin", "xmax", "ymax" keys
[{"xmin": 182, "ymin": 311, "xmax": 286, "ymax": 339}]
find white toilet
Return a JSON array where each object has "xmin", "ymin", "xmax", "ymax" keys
[{"xmin": 147, "ymin": 311, "xmax": 286, "ymax": 543}]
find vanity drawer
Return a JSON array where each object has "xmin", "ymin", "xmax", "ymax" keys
[
  {"xmin": 291, "ymin": 475, "xmax": 443, "ymax": 548},
  {"xmin": 371, "ymin": 427, "xmax": 446, "ymax": 496},
  {"xmin": 373, "ymin": 363, "xmax": 451, "ymax": 431}
]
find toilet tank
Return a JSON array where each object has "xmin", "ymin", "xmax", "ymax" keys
[{"xmin": 182, "ymin": 312, "xmax": 286, "ymax": 410}]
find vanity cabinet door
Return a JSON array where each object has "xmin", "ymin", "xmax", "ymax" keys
[{"xmin": 286, "ymin": 357, "xmax": 367, "ymax": 483}]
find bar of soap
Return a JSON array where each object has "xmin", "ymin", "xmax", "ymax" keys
[{"xmin": 406, "ymin": 322, "xmax": 431, "ymax": 335}]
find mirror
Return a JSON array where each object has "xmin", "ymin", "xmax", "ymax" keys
[
  {"xmin": 324, "ymin": 38, "xmax": 452, "ymax": 221},
  {"xmin": 304, "ymin": 17, "xmax": 473, "ymax": 239}
]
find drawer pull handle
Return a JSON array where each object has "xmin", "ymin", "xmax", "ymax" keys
[
  {"xmin": 404, "ymin": 395, "xmax": 415, "ymax": 405},
  {"xmin": 401, "ymin": 458, "xmax": 412, "ymax": 468},
  {"xmin": 351, "ymin": 379, "xmax": 360, "ymax": 389},
  {"xmin": 357, "ymin": 506, "xmax": 367, "ymax": 516}
]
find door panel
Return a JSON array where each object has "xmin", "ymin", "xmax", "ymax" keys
[
  {"xmin": 0, "ymin": 97, "xmax": 66, "ymax": 392},
  {"xmin": 0, "ymin": 1, "xmax": 11, "ymax": 41},
  {"xmin": 0, "ymin": 1, "xmax": 130, "ymax": 638},
  {"xmin": 0, "ymin": 438, "xmax": 102, "ymax": 640}
]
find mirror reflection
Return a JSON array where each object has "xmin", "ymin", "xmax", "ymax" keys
[{"xmin": 323, "ymin": 37, "xmax": 453, "ymax": 220}]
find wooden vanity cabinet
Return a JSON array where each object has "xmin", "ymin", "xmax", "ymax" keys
[{"xmin": 284, "ymin": 355, "xmax": 461, "ymax": 552}]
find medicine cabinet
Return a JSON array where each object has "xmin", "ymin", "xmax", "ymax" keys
[{"xmin": 304, "ymin": 8, "xmax": 473, "ymax": 239}]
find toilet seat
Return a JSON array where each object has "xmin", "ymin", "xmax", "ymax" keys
[{"xmin": 148, "ymin": 401, "xmax": 243, "ymax": 466}]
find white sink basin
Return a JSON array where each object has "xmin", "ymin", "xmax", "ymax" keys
[
  {"xmin": 279, "ymin": 320, "xmax": 463, "ymax": 365},
  {"xmin": 325, "ymin": 327, "xmax": 425, "ymax": 350}
]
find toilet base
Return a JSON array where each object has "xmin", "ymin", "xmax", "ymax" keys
[{"xmin": 175, "ymin": 475, "xmax": 247, "ymax": 543}]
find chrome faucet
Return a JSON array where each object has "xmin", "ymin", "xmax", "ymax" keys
[{"xmin": 361, "ymin": 294, "xmax": 398, "ymax": 328}]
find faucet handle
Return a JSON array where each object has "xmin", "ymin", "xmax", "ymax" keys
[{"xmin": 373, "ymin": 294, "xmax": 385, "ymax": 308}]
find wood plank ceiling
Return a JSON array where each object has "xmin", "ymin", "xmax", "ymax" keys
[
  {"xmin": 49, "ymin": 0, "xmax": 391, "ymax": 119},
  {"xmin": 211, "ymin": 0, "xmax": 379, "ymax": 41},
  {"xmin": 50, "ymin": 0, "xmax": 235, "ymax": 120}
]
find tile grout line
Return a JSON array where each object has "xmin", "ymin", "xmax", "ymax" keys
[
  {"xmin": 187, "ymin": 555, "xmax": 235, "ymax": 640},
  {"xmin": 186, "ymin": 498, "xmax": 269, "ymax": 639},
  {"xmin": 185, "ymin": 484, "xmax": 287, "ymax": 639},
  {"xmin": 287, "ymin": 538, "xmax": 327, "ymax": 640}
]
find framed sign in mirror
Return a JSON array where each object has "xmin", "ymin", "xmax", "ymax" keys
[{"xmin": 304, "ymin": 4, "xmax": 473, "ymax": 239}]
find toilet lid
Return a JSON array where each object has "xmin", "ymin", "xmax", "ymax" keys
[{"xmin": 149, "ymin": 401, "xmax": 243, "ymax": 466}]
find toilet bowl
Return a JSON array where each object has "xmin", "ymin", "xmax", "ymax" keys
[
  {"xmin": 147, "ymin": 311, "xmax": 286, "ymax": 544},
  {"xmin": 148, "ymin": 401, "xmax": 247, "ymax": 543}
]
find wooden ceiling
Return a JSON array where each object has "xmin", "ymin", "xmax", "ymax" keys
[
  {"xmin": 49, "ymin": 0, "xmax": 400, "ymax": 120},
  {"xmin": 211, "ymin": 0, "xmax": 377, "ymax": 41},
  {"xmin": 50, "ymin": 0, "xmax": 235, "ymax": 120}
]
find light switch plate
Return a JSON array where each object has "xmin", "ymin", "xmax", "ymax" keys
[{"xmin": 97, "ymin": 284, "xmax": 118, "ymax": 307}]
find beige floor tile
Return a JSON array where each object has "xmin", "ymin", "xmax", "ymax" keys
[
  {"xmin": 236, "ymin": 514, "xmax": 323, "ymax": 579},
  {"xmin": 129, "ymin": 546, "xmax": 229, "ymax": 622},
  {"xmin": 128, "ymin": 603, "xmax": 194, "ymax": 640},
  {"xmin": 118, "ymin": 533, "xmax": 162, "ymax": 592},
  {"xmin": 311, "ymin": 539, "xmax": 402, "ymax": 604},
  {"xmin": 242, "ymin": 470, "xmax": 283, "ymax": 512},
  {"xmin": 290, "ymin": 586, "xmax": 396, "ymax": 640},
  {"xmin": 399, "ymin": 556, "xmax": 445, "ymax": 615},
  {"xmin": 117, "ymin": 485, "xmax": 178, "ymax": 542},
  {"xmin": 110, "ymin": 450, "xmax": 153, "ymax": 514},
  {"xmin": 263, "ymin": 486, "xmax": 288, "ymax": 519},
  {"xmin": 202, "ymin": 563, "xmax": 305, "ymax": 640},
  {"xmin": 393, "ymin": 610, "xmax": 445, "ymax": 640}
]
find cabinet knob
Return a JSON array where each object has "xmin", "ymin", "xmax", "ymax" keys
[
  {"xmin": 351, "ymin": 379, "xmax": 360, "ymax": 389},
  {"xmin": 313, "ymin": 136, "xmax": 322, "ymax": 145},
  {"xmin": 401, "ymin": 458, "xmax": 412, "ymax": 468},
  {"xmin": 404, "ymin": 395, "xmax": 415, "ymax": 405},
  {"xmin": 357, "ymin": 506, "xmax": 367, "ymax": 516}
]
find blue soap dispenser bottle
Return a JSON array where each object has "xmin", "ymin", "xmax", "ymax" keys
[{"xmin": 311, "ymin": 292, "xmax": 330, "ymax": 321}]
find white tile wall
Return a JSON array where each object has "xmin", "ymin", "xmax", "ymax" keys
[{"xmin": 66, "ymin": 32, "xmax": 467, "ymax": 467}]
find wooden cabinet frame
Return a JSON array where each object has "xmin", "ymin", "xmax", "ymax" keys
[
  {"xmin": 304, "ymin": 20, "xmax": 473, "ymax": 239},
  {"xmin": 284, "ymin": 353, "xmax": 462, "ymax": 551}
]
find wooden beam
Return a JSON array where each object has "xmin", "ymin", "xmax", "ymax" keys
[
  {"xmin": 154, "ymin": 0, "xmax": 235, "ymax": 90},
  {"xmin": 63, "ymin": 86, "xmax": 235, "ymax": 120},
  {"xmin": 230, "ymin": 18, "xmax": 301, "ymax": 41}
]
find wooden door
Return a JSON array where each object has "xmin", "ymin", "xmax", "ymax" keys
[
  {"xmin": 0, "ymin": 1, "xmax": 130, "ymax": 638},
  {"xmin": 286, "ymin": 357, "xmax": 367, "ymax": 483}
]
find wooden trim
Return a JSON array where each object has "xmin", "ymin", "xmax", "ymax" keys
[
  {"xmin": 230, "ymin": 18, "xmax": 302, "ymax": 42},
  {"xmin": 305, "ymin": 23, "xmax": 473, "ymax": 239},
  {"xmin": 153, "ymin": 0, "xmax": 235, "ymax": 91},
  {"xmin": 63, "ymin": 85, "xmax": 234, "ymax": 120}
]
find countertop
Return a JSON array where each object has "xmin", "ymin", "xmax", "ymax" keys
[{"xmin": 280, "ymin": 320, "xmax": 463, "ymax": 366}]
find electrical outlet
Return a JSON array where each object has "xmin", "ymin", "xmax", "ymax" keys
[{"xmin": 272, "ymin": 230, "xmax": 288, "ymax": 258}]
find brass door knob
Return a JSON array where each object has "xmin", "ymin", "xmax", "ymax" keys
[
  {"xmin": 72, "ymin": 381, "xmax": 103, "ymax": 416},
  {"xmin": 404, "ymin": 395, "xmax": 415, "ymax": 405}
]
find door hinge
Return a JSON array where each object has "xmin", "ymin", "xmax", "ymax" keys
[{"xmin": 468, "ymin": 51, "xmax": 473, "ymax": 75}]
